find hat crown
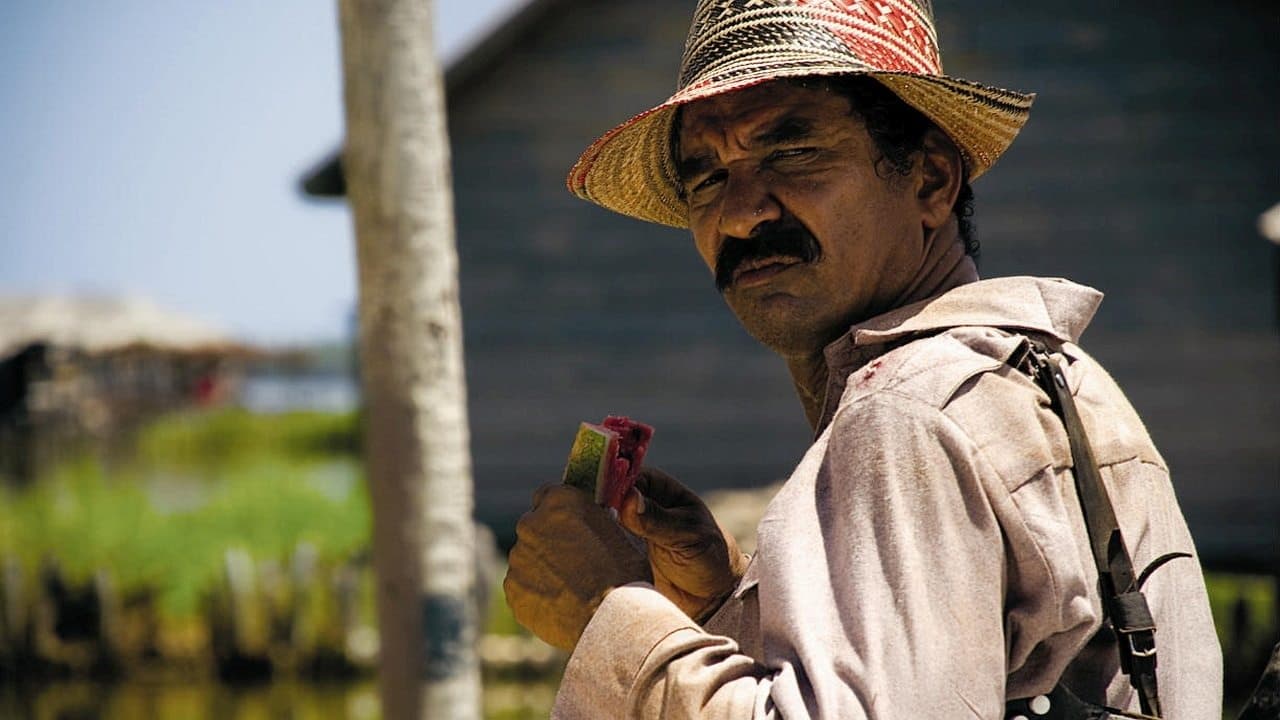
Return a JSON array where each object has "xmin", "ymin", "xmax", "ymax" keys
[{"xmin": 678, "ymin": 0, "xmax": 942, "ymax": 92}]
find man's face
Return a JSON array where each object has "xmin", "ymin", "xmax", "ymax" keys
[{"xmin": 677, "ymin": 80, "xmax": 931, "ymax": 357}]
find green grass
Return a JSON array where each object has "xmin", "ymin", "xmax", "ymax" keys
[
  {"xmin": 134, "ymin": 407, "xmax": 359, "ymax": 472},
  {"xmin": 1208, "ymin": 573, "xmax": 1277, "ymax": 647},
  {"xmin": 1207, "ymin": 571, "xmax": 1278, "ymax": 716},
  {"xmin": 0, "ymin": 408, "xmax": 369, "ymax": 619}
]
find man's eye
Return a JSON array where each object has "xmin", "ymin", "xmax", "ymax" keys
[
  {"xmin": 692, "ymin": 170, "xmax": 726, "ymax": 193},
  {"xmin": 768, "ymin": 147, "xmax": 816, "ymax": 161}
]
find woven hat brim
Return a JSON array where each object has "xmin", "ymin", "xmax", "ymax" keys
[{"xmin": 568, "ymin": 70, "xmax": 1035, "ymax": 229}]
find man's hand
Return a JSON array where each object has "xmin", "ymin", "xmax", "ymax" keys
[
  {"xmin": 503, "ymin": 484, "xmax": 652, "ymax": 651},
  {"xmin": 617, "ymin": 468, "xmax": 749, "ymax": 622}
]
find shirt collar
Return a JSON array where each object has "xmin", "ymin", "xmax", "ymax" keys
[{"xmin": 813, "ymin": 276, "xmax": 1104, "ymax": 433}]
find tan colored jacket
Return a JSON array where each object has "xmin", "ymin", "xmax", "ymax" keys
[{"xmin": 553, "ymin": 277, "xmax": 1222, "ymax": 719}]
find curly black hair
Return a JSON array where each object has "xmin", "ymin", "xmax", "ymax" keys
[{"xmin": 793, "ymin": 75, "xmax": 978, "ymax": 257}]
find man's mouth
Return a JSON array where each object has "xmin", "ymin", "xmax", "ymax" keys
[
  {"xmin": 730, "ymin": 255, "xmax": 804, "ymax": 289},
  {"xmin": 714, "ymin": 221, "xmax": 822, "ymax": 292}
]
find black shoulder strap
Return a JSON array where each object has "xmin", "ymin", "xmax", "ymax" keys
[{"xmin": 1015, "ymin": 340, "xmax": 1167, "ymax": 718}]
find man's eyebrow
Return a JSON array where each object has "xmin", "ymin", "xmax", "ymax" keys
[
  {"xmin": 674, "ymin": 116, "xmax": 816, "ymax": 185},
  {"xmin": 676, "ymin": 153, "xmax": 714, "ymax": 184},
  {"xmin": 754, "ymin": 116, "xmax": 816, "ymax": 146}
]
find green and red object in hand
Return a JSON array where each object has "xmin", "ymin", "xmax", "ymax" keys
[{"xmin": 562, "ymin": 415, "xmax": 654, "ymax": 512}]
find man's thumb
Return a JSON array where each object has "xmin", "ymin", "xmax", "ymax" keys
[{"xmin": 618, "ymin": 487, "xmax": 665, "ymax": 540}]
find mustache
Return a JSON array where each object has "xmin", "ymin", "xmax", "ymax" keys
[{"xmin": 714, "ymin": 222, "xmax": 822, "ymax": 292}]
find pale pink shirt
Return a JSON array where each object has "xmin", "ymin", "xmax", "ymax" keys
[{"xmin": 553, "ymin": 277, "xmax": 1222, "ymax": 719}]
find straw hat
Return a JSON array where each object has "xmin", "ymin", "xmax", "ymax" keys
[{"xmin": 567, "ymin": 0, "xmax": 1035, "ymax": 228}]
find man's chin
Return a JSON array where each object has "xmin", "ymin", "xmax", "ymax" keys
[{"xmin": 728, "ymin": 300, "xmax": 830, "ymax": 357}]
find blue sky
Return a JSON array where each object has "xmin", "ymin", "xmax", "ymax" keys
[{"xmin": 0, "ymin": 0, "xmax": 524, "ymax": 345}]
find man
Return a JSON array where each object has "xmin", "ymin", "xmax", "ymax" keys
[{"xmin": 503, "ymin": 1, "xmax": 1222, "ymax": 717}]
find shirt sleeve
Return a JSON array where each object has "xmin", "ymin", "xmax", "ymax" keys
[
  {"xmin": 554, "ymin": 582, "xmax": 777, "ymax": 719},
  {"xmin": 553, "ymin": 392, "xmax": 1047, "ymax": 718}
]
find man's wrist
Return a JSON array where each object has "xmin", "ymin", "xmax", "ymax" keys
[
  {"xmin": 691, "ymin": 553, "xmax": 751, "ymax": 623},
  {"xmin": 692, "ymin": 586, "xmax": 735, "ymax": 625}
]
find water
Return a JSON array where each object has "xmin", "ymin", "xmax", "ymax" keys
[
  {"xmin": 0, "ymin": 678, "xmax": 557, "ymax": 719},
  {"xmin": 237, "ymin": 374, "xmax": 359, "ymax": 414}
]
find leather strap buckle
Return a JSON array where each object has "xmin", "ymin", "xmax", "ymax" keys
[{"xmin": 1125, "ymin": 632, "xmax": 1158, "ymax": 660}]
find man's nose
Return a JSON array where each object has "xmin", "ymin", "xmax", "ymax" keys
[{"xmin": 717, "ymin": 169, "xmax": 782, "ymax": 240}]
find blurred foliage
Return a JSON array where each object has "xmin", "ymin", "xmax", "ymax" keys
[
  {"xmin": 484, "ymin": 575, "xmax": 525, "ymax": 638},
  {"xmin": 1207, "ymin": 572, "xmax": 1279, "ymax": 716},
  {"xmin": 2, "ymin": 677, "xmax": 563, "ymax": 720},
  {"xmin": 134, "ymin": 408, "xmax": 360, "ymax": 471},
  {"xmin": 0, "ymin": 409, "xmax": 368, "ymax": 619},
  {"xmin": 2, "ymin": 680, "xmax": 384, "ymax": 720},
  {"xmin": 1208, "ymin": 573, "xmax": 1278, "ymax": 648}
]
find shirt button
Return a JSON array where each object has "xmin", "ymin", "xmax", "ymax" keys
[{"xmin": 1030, "ymin": 694, "xmax": 1052, "ymax": 715}]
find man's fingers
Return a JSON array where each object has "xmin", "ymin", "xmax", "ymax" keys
[
  {"xmin": 618, "ymin": 486, "xmax": 710, "ymax": 544},
  {"xmin": 634, "ymin": 467, "xmax": 698, "ymax": 506},
  {"xmin": 617, "ymin": 486, "xmax": 643, "ymax": 526},
  {"xmin": 531, "ymin": 481, "xmax": 569, "ymax": 508},
  {"xmin": 525, "ymin": 484, "xmax": 599, "ymax": 525},
  {"xmin": 516, "ymin": 485, "xmax": 620, "ymax": 557},
  {"xmin": 502, "ymin": 566, "xmax": 573, "ymax": 651},
  {"xmin": 632, "ymin": 468, "xmax": 710, "ymax": 534}
]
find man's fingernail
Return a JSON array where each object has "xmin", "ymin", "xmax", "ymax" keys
[{"xmin": 635, "ymin": 491, "xmax": 646, "ymax": 514}]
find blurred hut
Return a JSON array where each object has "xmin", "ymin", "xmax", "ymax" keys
[
  {"xmin": 301, "ymin": 0, "xmax": 1279, "ymax": 579},
  {"xmin": 0, "ymin": 296, "xmax": 249, "ymax": 484}
]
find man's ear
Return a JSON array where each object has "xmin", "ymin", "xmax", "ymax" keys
[{"xmin": 917, "ymin": 128, "xmax": 963, "ymax": 230}]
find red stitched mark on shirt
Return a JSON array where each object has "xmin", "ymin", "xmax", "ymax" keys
[{"xmin": 855, "ymin": 359, "xmax": 884, "ymax": 387}]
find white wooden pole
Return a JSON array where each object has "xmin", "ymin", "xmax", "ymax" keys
[{"xmin": 337, "ymin": 0, "xmax": 480, "ymax": 717}]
